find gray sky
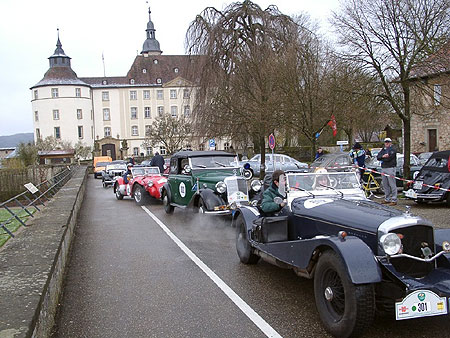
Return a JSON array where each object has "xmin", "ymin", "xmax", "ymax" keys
[{"xmin": 0, "ymin": 0, "xmax": 339, "ymax": 136}]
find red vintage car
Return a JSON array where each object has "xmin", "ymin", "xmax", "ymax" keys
[{"xmin": 113, "ymin": 166, "xmax": 167, "ymax": 205}]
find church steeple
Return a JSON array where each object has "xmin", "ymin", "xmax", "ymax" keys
[
  {"xmin": 141, "ymin": 6, "xmax": 162, "ymax": 55},
  {"xmin": 48, "ymin": 29, "xmax": 72, "ymax": 68}
]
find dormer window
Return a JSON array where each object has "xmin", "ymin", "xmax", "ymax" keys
[
  {"xmin": 130, "ymin": 79, "xmax": 135, "ymax": 84},
  {"xmin": 156, "ymin": 78, "xmax": 162, "ymax": 84},
  {"xmin": 142, "ymin": 69, "xmax": 147, "ymax": 74},
  {"xmin": 153, "ymin": 59, "xmax": 158, "ymax": 64},
  {"xmin": 174, "ymin": 67, "xmax": 179, "ymax": 73},
  {"xmin": 102, "ymin": 80, "xmax": 108, "ymax": 85}
]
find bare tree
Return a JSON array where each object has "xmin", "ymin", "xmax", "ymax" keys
[
  {"xmin": 186, "ymin": 0, "xmax": 298, "ymax": 178},
  {"xmin": 332, "ymin": 0, "xmax": 449, "ymax": 181}
]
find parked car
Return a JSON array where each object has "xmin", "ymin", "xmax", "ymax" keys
[
  {"xmin": 162, "ymin": 151, "xmax": 262, "ymax": 214},
  {"xmin": 310, "ymin": 153, "xmax": 355, "ymax": 172},
  {"xmin": 101, "ymin": 162, "xmax": 127, "ymax": 188},
  {"xmin": 93, "ymin": 161, "xmax": 112, "ymax": 179},
  {"xmin": 233, "ymin": 170, "xmax": 450, "ymax": 337},
  {"xmin": 113, "ymin": 166, "xmax": 167, "ymax": 205},
  {"xmin": 240, "ymin": 153, "xmax": 308, "ymax": 179},
  {"xmin": 141, "ymin": 158, "xmax": 170, "ymax": 174},
  {"xmin": 418, "ymin": 151, "xmax": 434, "ymax": 165},
  {"xmin": 405, "ymin": 150, "xmax": 450, "ymax": 205},
  {"xmin": 365, "ymin": 153, "xmax": 422, "ymax": 188}
]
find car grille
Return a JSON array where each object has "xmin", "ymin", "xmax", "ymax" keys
[
  {"xmin": 225, "ymin": 176, "xmax": 249, "ymax": 204},
  {"xmin": 390, "ymin": 225, "xmax": 434, "ymax": 278}
]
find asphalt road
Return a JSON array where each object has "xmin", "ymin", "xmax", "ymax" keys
[{"xmin": 52, "ymin": 176, "xmax": 450, "ymax": 338}]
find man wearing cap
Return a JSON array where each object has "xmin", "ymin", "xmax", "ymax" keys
[{"xmin": 376, "ymin": 138, "xmax": 397, "ymax": 205}]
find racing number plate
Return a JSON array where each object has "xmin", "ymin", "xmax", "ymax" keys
[
  {"xmin": 404, "ymin": 189, "xmax": 417, "ymax": 199},
  {"xmin": 413, "ymin": 180, "xmax": 423, "ymax": 190},
  {"xmin": 396, "ymin": 290, "xmax": 447, "ymax": 320}
]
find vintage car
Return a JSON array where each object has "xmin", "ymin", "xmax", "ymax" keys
[
  {"xmin": 310, "ymin": 152, "xmax": 355, "ymax": 172},
  {"xmin": 93, "ymin": 160, "xmax": 112, "ymax": 179},
  {"xmin": 240, "ymin": 153, "xmax": 308, "ymax": 179},
  {"xmin": 101, "ymin": 162, "xmax": 127, "ymax": 188},
  {"xmin": 162, "ymin": 151, "xmax": 262, "ymax": 215},
  {"xmin": 405, "ymin": 150, "xmax": 450, "ymax": 205},
  {"xmin": 233, "ymin": 171, "xmax": 450, "ymax": 338},
  {"xmin": 113, "ymin": 166, "xmax": 167, "ymax": 205}
]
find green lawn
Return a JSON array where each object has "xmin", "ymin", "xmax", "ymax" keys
[{"xmin": 0, "ymin": 208, "xmax": 36, "ymax": 247}]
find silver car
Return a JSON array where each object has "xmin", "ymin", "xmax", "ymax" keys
[{"xmin": 240, "ymin": 153, "xmax": 308, "ymax": 178}]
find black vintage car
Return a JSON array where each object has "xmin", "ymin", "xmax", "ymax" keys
[
  {"xmin": 233, "ymin": 171, "xmax": 450, "ymax": 338},
  {"xmin": 405, "ymin": 150, "xmax": 450, "ymax": 205},
  {"xmin": 101, "ymin": 162, "xmax": 127, "ymax": 188}
]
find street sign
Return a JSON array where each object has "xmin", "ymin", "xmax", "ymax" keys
[
  {"xmin": 209, "ymin": 138, "xmax": 216, "ymax": 150},
  {"xmin": 268, "ymin": 134, "xmax": 275, "ymax": 150},
  {"xmin": 336, "ymin": 140, "xmax": 349, "ymax": 145}
]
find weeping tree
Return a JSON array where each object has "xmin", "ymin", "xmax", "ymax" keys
[
  {"xmin": 186, "ymin": 0, "xmax": 298, "ymax": 178},
  {"xmin": 332, "ymin": 0, "xmax": 450, "ymax": 182}
]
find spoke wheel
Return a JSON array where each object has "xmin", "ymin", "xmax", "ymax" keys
[
  {"xmin": 134, "ymin": 185, "xmax": 148, "ymax": 206},
  {"xmin": 115, "ymin": 184, "xmax": 123, "ymax": 200},
  {"xmin": 163, "ymin": 190, "xmax": 174, "ymax": 214},
  {"xmin": 236, "ymin": 214, "xmax": 259, "ymax": 264}
]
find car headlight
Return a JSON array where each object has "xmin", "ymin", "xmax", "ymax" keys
[
  {"xmin": 147, "ymin": 181, "xmax": 154, "ymax": 187},
  {"xmin": 442, "ymin": 241, "xmax": 450, "ymax": 252},
  {"xmin": 215, "ymin": 181, "xmax": 226, "ymax": 194},
  {"xmin": 250, "ymin": 180, "xmax": 262, "ymax": 192},
  {"xmin": 380, "ymin": 233, "xmax": 402, "ymax": 255}
]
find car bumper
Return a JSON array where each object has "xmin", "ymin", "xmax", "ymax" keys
[{"xmin": 404, "ymin": 189, "xmax": 445, "ymax": 201}]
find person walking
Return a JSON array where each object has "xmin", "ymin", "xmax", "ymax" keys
[
  {"xmin": 376, "ymin": 138, "xmax": 397, "ymax": 205},
  {"xmin": 150, "ymin": 152, "xmax": 165, "ymax": 174}
]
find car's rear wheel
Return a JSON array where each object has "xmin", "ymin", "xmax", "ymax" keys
[
  {"xmin": 134, "ymin": 185, "xmax": 148, "ymax": 206},
  {"xmin": 115, "ymin": 184, "xmax": 123, "ymax": 200},
  {"xmin": 162, "ymin": 190, "xmax": 174, "ymax": 214},
  {"xmin": 314, "ymin": 250, "xmax": 375, "ymax": 338},
  {"xmin": 236, "ymin": 214, "xmax": 259, "ymax": 264}
]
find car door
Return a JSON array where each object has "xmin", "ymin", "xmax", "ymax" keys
[{"xmin": 170, "ymin": 157, "xmax": 194, "ymax": 206}]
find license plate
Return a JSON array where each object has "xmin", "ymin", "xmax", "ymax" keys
[
  {"xmin": 413, "ymin": 181, "xmax": 423, "ymax": 190},
  {"xmin": 396, "ymin": 290, "xmax": 447, "ymax": 320},
  {"xmin": 404, "ymin": 189, "xmax": 417, "ymax": 199}
]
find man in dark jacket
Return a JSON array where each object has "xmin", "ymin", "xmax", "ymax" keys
[
  {"xmin": 349, "ymin": 142, "xmax": 366, "ymax": 180},
  {"xmin": 376, "ymin": 138, "xmax": 397, "ymax": 205},
  {"xmin": 150, "ymin": 152, "xmax": 165, "ymax": 174},
  {"xmin": 261, "ymin": 170, "xmax": 286, "ymax": 215}
]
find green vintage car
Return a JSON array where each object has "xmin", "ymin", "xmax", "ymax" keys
[{"xmin": 162, "ymin": 151, "xmax": 262, "ymax": 215}]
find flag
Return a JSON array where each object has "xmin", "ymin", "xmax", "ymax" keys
[{"xmin": 327, "ymin": 114, "xmax": 337, "ymax": 137}]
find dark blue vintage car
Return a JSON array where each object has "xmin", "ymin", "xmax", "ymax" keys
[{"xmin": 233, "ymin": 171, "xmax": 450, "ymax": 338}]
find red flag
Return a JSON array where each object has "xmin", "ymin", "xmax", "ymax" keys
[{"xmin": 327, "ymin": 115, "xmax": 337, "ymax": 137}]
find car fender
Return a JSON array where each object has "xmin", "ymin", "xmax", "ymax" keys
[
  {"xmin": 196, "ymin": 189, "xmax": 226, "ymax": 210},
  {"xmin": 231, "ymin": 206, "xmax": 260, "ymax": 231},
  {"xmin": 162, "ymin": 182, "xmax": 172, "ymax": 201},
  {"xmin": 435, "ymin": 229, "xmax": 450, "ymax": 266}
]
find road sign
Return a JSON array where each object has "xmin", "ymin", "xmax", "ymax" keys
[
  {"xmin": 336, "ymin": 140, "xmax": 349, "ymax": 145},
  {"xmin": 268, "ymin": 134, "xmax": 275, "ymax": 150},
  {"xmin": 209, "ymin": 138, "xmax": 216, "ymax": 150}
]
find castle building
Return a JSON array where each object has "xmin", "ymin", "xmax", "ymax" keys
[{"xmin": 30, "ymin": 8, "xmax": 203, "ymax": 160}]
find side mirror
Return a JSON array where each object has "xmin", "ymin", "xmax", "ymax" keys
[{"xmin": 273, "ymin": 196, "xmax": 283, "ymax": 204}]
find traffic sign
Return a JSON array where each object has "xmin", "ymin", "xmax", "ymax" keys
[
  {"xmin": 209, "ymin": 138, "xmax": 216, "ymax": 150},
  {"xmin": 268, "ymin": 134, "xmax": 275, "ymax": 150}
]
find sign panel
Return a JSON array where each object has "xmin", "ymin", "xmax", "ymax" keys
[
  {"xmin": 336, "ymin": 140, "xmax": 349, "ymax": 145},
  {"xmin": 24, "ymin": 183, "xmax": 39, "ymax": 194},
  {"xmin": 209, "ymin": 138, "xmax": 216, "ymax": 150},
  {"xmin": 268, "ymin": 134, "xmax": 275, "ymax": 150}
]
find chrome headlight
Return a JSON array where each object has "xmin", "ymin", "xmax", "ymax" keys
[
  {"xmin": 442, "ymin": 241, "xmax": 450, "ymax": 252},
  {"xmin": 147, "ymin": 181, "xmax": 154, "ymax": 187},
  {"xmin": 380, "ymin": 233, "xmax": 402, "ymax": 255},
  {"xmin": 215, "ymin": 181, "xmax": 226, "ymax": 194},
  {"xmin": 250, "ymin": 180, "xmax": 262, "ymax": 192}
]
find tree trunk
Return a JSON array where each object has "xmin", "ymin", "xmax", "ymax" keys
[{"xmin": 259, "ymin": 133, "xmax": 266, "ymax": 180}]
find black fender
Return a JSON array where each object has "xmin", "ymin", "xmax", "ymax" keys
[
  {"xmin": 231, "ymin": 206, "xmax": 260, "ymax": 229},
  {"xmin": 193, "ymin": 189, "xmax": 226, "ymax": 211},
  {"xmin": 257, "ymin": 236, "xmax": 382, "ymax": 285},
  {"xmin": 162, "ymin": 182, "xmax": 172, "ymax": 201}
]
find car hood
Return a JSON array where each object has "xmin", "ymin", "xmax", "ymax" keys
[
  {"xmin": 192, "ymin": 169, "xmax": 241, "ymax": 185},
  {"xmin": 415, "ymin": 172, "xmax": 450, "ymax": 190},
  {"xmin": 291, "ymin": 198, "xmax": 404, "ymax": 233}
]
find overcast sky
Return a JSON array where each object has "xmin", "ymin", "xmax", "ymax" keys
[{"xmin": 0, "ymin": 0, "xmax": 339, "ymax": 136}]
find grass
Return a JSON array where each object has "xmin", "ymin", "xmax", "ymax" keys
[{"xmin": 0, "ymin": 208, "xmax": 36, "ymax": 247}]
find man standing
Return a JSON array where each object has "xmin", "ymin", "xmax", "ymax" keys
[
  {"xmin": 376, "ymin": 138, "xmax": 397, "ymax": 205},
  {"xmin": 349, "ymin": 142, "xmax": 366, "ymax": 180},
  {"xmin": 150, "ymin": 152, "xmax": 165, "ymax": 174}
]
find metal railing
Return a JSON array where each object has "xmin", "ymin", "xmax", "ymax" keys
[{"xmin": 0, "ymin": 166, "xmax": 77, "ymax": 239}]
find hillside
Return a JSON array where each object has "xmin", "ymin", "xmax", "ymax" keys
[{"xmin": 0, "ymin": 133, "xmax": 34, "ymax": 148}]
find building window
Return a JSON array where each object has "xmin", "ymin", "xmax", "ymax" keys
[
  {"xmin": 159, "ymin": 146, "xmax": 166, "ymax": 155},
  {"xmin": 77, "ymin": 109, "xmax": 83, "ymax": 119},
  {"xmin": 170, "ymin": 89, "xmax": 177, "ymax": 99},
  {"xmin": 224, "ymin": 142, "xmax": 230, "ymax": 151},
  {"xmin": 131, "ymin": 107, "xmax": 138, "ymax": 119},
  {"xmin": 157, "ymin": 90, "xmax": 163, "ymax": 100},
  {"xmin": 34, "ymin": 111, "xmax": 39, "ymax": 121},
  {"xmin": 102, "ymin": 91, "xmax": 109, "ymax": 101},
  {"xmin": 185, "ymin": 144, "xmax": 192, "ymax": 151},
  {"xmin": 34, "ymin": 90, "xmax": 38, "ymax": 100},
  {"xmin": 145, "ymin": 125, "xmax": 151, "ymax": 136},
  {"xmin": 131, "ymin": 125, "xmax": 139, "ymax": 136},
  {"xmin": 103, "ymin": 108, "xmax": 110, "ymax": 121},
  {"xmin": 54, "ymin": 127, "xmax": 61, "ymax": 139},
  {"xmin": 143, "ymin": 90, "xmax": 150, "ymax": 99},
  {"xmin": 104, "ymin": 127, "xmax": 111, "ymax": 137},
  {"xmin": 36, "ymin": 128, "xmax": 41, "ymax": 139},
  {"xmin": 75, "ymin": 88, "xmax": 81, "ymax": 97},
  {"xmin": 133, "ymin": 147, "xmax": 139, "ymax": 156},
  {"xmin": 198, "ymin": 143, "xmax": 204, "ymax": 151},
  {"xmin": 130, "ymin": 90, "xmax": 137, "ymax": 100},
  {"xmin": 146, "ymin": 146, "xmax": 152, "ymax": 156},
  {"xmin": 144, "ymin": 107, "xmax": 151, "ymax": 118},
  {"xmin": 184, "ymin": 105, "xmax": 191, "ymax": 117},
  {"xmin": 157, "ymin": 106, "xmax": 164, "ymax": 116},
  {"xmin": 53, "ymin": 109, "xmax": 60, "ymax": 120},
  {"xmin": 130, "ymin": 79, "xmax": 135, "ymax": 84},
  {"xmin": 171, "ymin": 106, "xmax": 178, "ymax": 117},
  {"xmin": 51, "ymin": 88, "xmax": 59, "ymax": 98},
  {"xmin": 434, "ymin": 84, "xmax": 441, "ymax": 105},
  {"xmin": 183, "ymin": 89, "xmax": 190, "ymax": 98},
  {"xmin": 78, "ymin": 126, "xmax": 83, "ymax": 139}
]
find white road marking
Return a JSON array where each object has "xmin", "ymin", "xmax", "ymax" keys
[{"xmin": 141, "ymin": 206, "xmax": 283, "ymax": 338}]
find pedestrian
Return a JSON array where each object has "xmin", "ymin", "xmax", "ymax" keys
[
  {"xmin": 123, "ymin": 163, "xmax": 133, "ymax": 184},
  {"xmin": 261, "ymin": 170, "xmax": 286, "ymax": 215},
  {"xmin": 315, "ymin": 147, "xmax": 324, "ymax": 160},
  {"xmin": 128, "ymin": 157, "xmax": 135, "ymax": 165},
  {"xmin": 150, "ymin": 152, "xmax": 165, "ymax": 174},
  {"xmin": 376, "ymin": 138, "xmax": 398, "ymax": 206},
  {"xmin": 349, "ymin": 142, "xmax": 366, "ymax": 180}
]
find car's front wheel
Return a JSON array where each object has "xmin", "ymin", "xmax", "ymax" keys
[
  {"xmin": 314, "ymin": 250, "xmax": 375, "ymax": 338},
  {"xmin": 236, "ymin": 214, "xmax": 259, "ymax": 264},
  {"xmin": 134, "ymin": 185, "xmax": 149, "ymax": 206},
  {"xmin": 162, "ymin": 190, "xmax": 174, "ymax": 214},
  {"xmin": 115, "ymin": 184, "xmax": 123, "ymax": 200}
]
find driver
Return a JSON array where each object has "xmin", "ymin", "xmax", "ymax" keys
[
  {"xmin": 261, "ymin": 170, "xmax": 286, "ymax": 215},
  {"xmin": 123, "ymin": 163, "xmax": 133, "ymax": 184},
  {"xmin": 313, "ymin": 174, "xmax": 330, "ymax": 190}
]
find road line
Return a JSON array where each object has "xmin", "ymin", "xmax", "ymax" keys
[{"xmin": 141, "ymin": 206, "xmax": 282, "ymax": 338}]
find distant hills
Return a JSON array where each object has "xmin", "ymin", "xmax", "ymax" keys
[{"xmin": 0, "ymin": 133, "xmax": 34, "ymax": 148}]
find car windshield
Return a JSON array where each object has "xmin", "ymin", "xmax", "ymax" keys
[
  {"xmin": 96, "ymin": 162, "xmax": 110, "ymax": 167},
  {"xmin": 424, "ymin": 157, "xmax": 449, "ymax": 169},
  {"xmin": 106, "ymin": 164, "xmax": 126, "ymax": 170},
  {"xmin": 311, "ymin": 155, "xmax": 328, "ymax": 166},
  {"xmin": 132, "ymin": 167, "xmax": 160, "ymax": 175},
  {"xmin": 287, "ymin": 172, "xmax": 361, "ymax": 192},
  {"xmin": 190, "ymin": 156, "xmax": 238, "ymax": 168}
]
